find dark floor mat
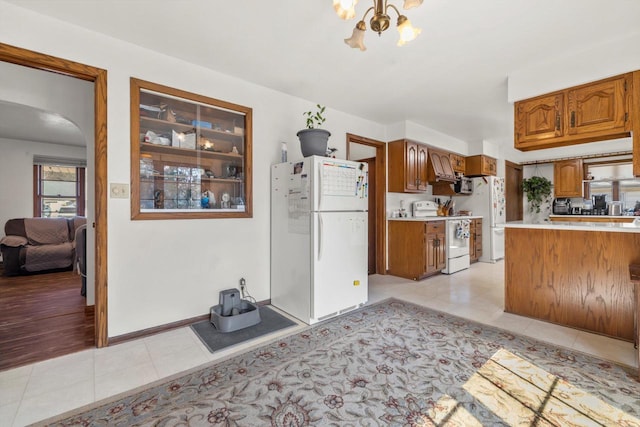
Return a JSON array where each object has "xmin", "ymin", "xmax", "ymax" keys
[{"xmin": 191, "ymin": 306, "xmax": 298, "ymax": 353}]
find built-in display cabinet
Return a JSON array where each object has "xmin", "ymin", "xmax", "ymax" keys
[{"xmin": 130, "ymin": 78, "xmax": 252, "ymax": 219}]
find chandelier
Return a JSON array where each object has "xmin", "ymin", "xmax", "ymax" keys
[{"xmin": 334, "ymin": 0, "xmax": 423, "ymax": 51}]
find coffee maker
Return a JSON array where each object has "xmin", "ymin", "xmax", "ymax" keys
[{"xmin": 592, "ymin": 194, "xmax": 607, "ymax": 215}]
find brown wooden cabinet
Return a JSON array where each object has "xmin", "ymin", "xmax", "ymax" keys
[
  {"xmin": 469, "ymin": 218, "xmax": 483, "ymax": 263},
  {"xmin": 450, "ymin": 153, "xmax": 466, "ymax": 174},
  {"xmin": 514, "ymin": 92, "xmax": 564, "ymax": 146},
  {"xmin": 388, "ymin": 220, "xmax": 445, "ymax": 280},
  {"xmin": 567, "ymin": 74, "xmax": 629, "ymax": 137},
  {"xmin": 388, "ymin": 139, "xmax": 428, "ymax": 193},
  {"xmin": 131, "ymin": 78, "xmax": 252, "ymax": 220},
  {"xmin": 465, "ymin": 155, "xmax": 497, "ymax": 177},
  {"xmin": 554, "ymin": 159, "xmax": 584, "ymax": 198},
  {"xmin": 514, "ymin": 73, "xmax": 632, "ymax": 151}
]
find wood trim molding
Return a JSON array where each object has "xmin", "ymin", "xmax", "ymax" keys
[
  {"xmin": 0, "ymin": 43, "xmax": 109, "ymax": 348},
  {"xmin": 633, "ymin": 71, "xmax": 640, "ymax": 176},
  {"xmin": 346, "ymin": 133, "xmax": 387, "ymax": 275},
  {"xmin": 108, "ymin": 299, "xmax": 272, "ymax": 345}
]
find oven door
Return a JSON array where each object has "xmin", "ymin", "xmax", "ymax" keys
[{"xmin": 447, "ymin": 220, "xmax": 470, "ymax": 258}]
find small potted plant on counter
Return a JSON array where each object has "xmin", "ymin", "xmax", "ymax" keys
[
  {"xmin": 522, "ymin": 176, "xmax": 552, "ymax": 213},
  {"xmin": 297, "ymin": 104, "xmax": 331, "ymax": 157}
]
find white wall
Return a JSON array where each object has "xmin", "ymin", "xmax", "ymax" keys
[
  {"xmin": 0, "ymin": 138, "xmax": 87, "ymax": 226},
  {"xmin": 0, "ymin": 1, "xmax": 386, "ymax": 337},
  {"xmin": 522, "ymin": 164, "xmax": 554, "ymax": 223}
]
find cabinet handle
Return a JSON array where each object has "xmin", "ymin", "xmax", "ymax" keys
[
  {"xmin": 570, "ymin": 111, "xmax": 576, "ymax": 127},
  {"xmin": 555, "ymin": 113, "xmax": 560, "ymax": 130}
]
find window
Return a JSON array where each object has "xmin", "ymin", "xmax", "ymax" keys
[
  {"xmin": 34, "ymin": 164, "xmax": 86, "ymax": 218},
  {"xmin": 586, "ymin": 162, "xmax": 640, "ymax": 213}
]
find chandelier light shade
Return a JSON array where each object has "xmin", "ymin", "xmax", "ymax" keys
[{"xmin": 336, "ymin": 0, "xmax": 423, "ymax": 50}]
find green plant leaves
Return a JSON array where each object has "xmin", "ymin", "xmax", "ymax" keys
[
  {"xmin": 303, "ymin": 104, "xmax": 326, "ymax": 129},
  {"xmin": 522, "ymin": 176, "xmax": 552, "ymax": 213}
]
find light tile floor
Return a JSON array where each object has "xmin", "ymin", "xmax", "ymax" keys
[{"xmin": 1, "ymin": 261, "xmax": 637, "ymax": 426}]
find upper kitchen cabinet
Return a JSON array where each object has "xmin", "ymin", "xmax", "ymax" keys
[
  {"xmin": 567, "ymin": 74, "xmax": 629, "ymax": 137},
  {"xmin": 554, "ymin": 159, "xmax": 584, "ymax": 198},
  {"xmin": 388, "ymin": 139, "xmax": 428, "ymax": 193},
  {"xmin": 465, "ymin": 155, "xmax": 497, "ymax": 177},
  {"xmin": 130, "ymin": 78, "xmax": 253, "ymax": 220},
  {"xmin": 514, "ymin": 73, "xmax": 632, "ymax": 151},
  {"xmin": 427, "ymin": 149, "xmax": 456, "ymax": 183},
  {"xmin": 514, "ymin": 92, "xmax": 564, "ymax": 147},
  {"xmin": 449, "ymin": 153, "xmax": 466, "ymax": 174}
]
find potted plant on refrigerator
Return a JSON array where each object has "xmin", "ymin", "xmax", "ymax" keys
[
  {"xmin": 297, "ymin": 104, "xmax": 331, "ymax": 157},
  {"xmin": 522, "ymin": 176, "xmax": 552, "ymax": 213}
]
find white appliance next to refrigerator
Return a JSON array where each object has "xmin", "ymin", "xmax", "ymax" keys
[
  {"xmin": 271, "ymin": 156, "xmax": 368, "ymax": 325},
  {"xmin": 456, "ymin": 176, "xmax": 505, "ymax": 263}
]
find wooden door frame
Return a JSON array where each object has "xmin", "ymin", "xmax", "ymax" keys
[
  {"xmin": 0, "ymin": 43, "xmax": 109, "ymax": 347},
  {"xmin": 505, "ymin": 160, "xmax": 523, "ymax": 221},
  {"xmin": 346, "ymin": 133, "xmax": 387, "ymax": 274}
]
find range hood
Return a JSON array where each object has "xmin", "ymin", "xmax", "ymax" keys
[{"xmin": 427, "ymin": 150, "xmax": 457, "ymax": 183}]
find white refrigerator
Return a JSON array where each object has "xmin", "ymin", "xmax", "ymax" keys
[
  {"xmin": 271, "ymin": 156, "xmax": 368, "ymax": 324},
  {"xmin": 457, "ymin": 176, "xmax": 506, "ymax": 263}
]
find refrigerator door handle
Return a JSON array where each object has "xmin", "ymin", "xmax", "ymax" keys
[
  {"xmin": 317, "ymin": 165, "xmax": 323, "ymax": 211},
  {"xmin": 318, "ymin": 213, "xmax": 323, "ymax": 261}
]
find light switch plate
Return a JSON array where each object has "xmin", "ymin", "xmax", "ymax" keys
[{"xmin": 110, "ymin": 183, "xmax": 129, "ymax": 199}]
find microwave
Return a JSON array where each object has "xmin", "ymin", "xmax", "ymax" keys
[{"xmin": 454, "ymin": 177, "xmax": 473, "ymax": 194}]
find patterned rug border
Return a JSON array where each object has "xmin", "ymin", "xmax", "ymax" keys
[
  {"xmin": 29, "ymin": 298, "xmax": 391, "ymax": 426},
  {"xmin": 31, "ymin": 297, "xmax": 639, "ymax": 426}
]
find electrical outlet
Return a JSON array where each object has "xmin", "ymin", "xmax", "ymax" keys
[{"xmin": 110, "ymin": 183, "xmax": 129, "ymax": 199}]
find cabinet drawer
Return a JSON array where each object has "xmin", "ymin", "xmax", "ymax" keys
[{"xmin": 426, "ymin": 221, "xmax": 445, "ymax": 234}]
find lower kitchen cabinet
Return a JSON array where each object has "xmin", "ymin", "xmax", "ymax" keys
[
  {"xmin": 388, "ymin": 220, "xmax": 445, "ymax": 280},
  {"xmin": 469, "ymin": 218, "xmax": 483, "ymax": 263}
]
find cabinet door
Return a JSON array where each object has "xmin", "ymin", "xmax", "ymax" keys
[
  {"xmin": 554, "ymin": 159, "xmax": 584, "ymax": 197},
  {"xmin": 429, "ymin": 151, "xmax": 445, "ymax": 177},
  {"xmin": 482, "ymin": 156, "xmax": 497, "ymax": 176},
  {"xmin": 515, "ymin": 92, "xmax": 564, "ymax": 146},
  {"xmin": 417, "ymin": 144, "xmax": 429, "ymax": 191},
  {"xmin": 405, "ymin": 141, "xmax": 419, "ymax": 192},
  {"xmin": 567, "ymin": 75, "xmax": 629, "ymax": 136},
  {"xmin": 439, "ymin": 154, "xmax": 456, "ymax": 179},
  {"xmin": 450, "ymin": 154, "xmax": 466, "ymax": 173},
  {"xmin": 469, "ymin": 221, "xmax": 477, "ymax": 261},
  {"xmin": 425, "ymin": 232, "xmax": 438, "ymax": 274},
  {"xmin": 436, "ymin": 232, "xmax": 446, "ymax": 270},
  {"xmin": 388, "ymin": 140, "xmax": 426, "ymax": 193},
  {"xmin": 466, "ymin": 155, "xmax": 497, "ymax": 177},
  {"xmin": 474, "ymin": 219, "xmax": 483, "ymax": 260}
]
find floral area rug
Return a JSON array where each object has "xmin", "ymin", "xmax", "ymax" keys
[{"xmin": 36, "ymin": 299, "xmax": 640, "ymax": 426}]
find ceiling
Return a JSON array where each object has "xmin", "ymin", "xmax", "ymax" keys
[
  {"xmin": 0, "ymin": 100, "xmax": 85, "ymax": 147},
  {"xmin": 4, "ymin": 0, "xmax": 640, "ymax": 147}
]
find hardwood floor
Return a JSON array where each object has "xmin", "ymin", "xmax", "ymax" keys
[{"xmin": 0, "ymin": 267, "xmax": 94, "ymax": 371}]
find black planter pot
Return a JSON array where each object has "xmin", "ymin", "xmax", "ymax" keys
[{"xmin": 297, "ymin": 128, "xmax": 331, "ymax": 157}]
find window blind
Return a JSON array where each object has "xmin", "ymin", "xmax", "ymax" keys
[{"xmin": 33, "ymin": 155, "xmax": 87, "ymax": 167}]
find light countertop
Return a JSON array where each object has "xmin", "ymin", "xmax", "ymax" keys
[
  {"xmin": 505, "ymin": 219, "xmax": 640, "ymax": 233},
  {"xmin": 549, "ymin": 214, "xmax": 636, "ymax": 220},
  {"xmin": 388, "ymin": 215, "xmax": 483, "ymax": 222}
]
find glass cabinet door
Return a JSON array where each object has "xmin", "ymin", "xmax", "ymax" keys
[{"xmin": 131, "ymin": 78, "xmax": 252, "ymax": 219}]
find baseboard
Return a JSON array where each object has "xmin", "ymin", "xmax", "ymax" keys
[{"xmin": 108, "ymin": 298, "xmax": 271, "ymax": 346}]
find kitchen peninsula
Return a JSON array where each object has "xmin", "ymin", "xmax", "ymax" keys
[{"xmin": 504, "ymin": 220, "xmax": 640, "ymax": 341}]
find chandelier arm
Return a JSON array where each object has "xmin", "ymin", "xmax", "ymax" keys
[
  {"xmin": 360, "ymin": 5, "xmax": 375, "ymax": 22},
  {"xmin": 385, "ymin": 3, "xmax": 401, "ymax": 17}
]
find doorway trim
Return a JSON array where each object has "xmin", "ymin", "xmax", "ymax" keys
[
  {"xmin": 346, "ymin": 133, "xmax": 387, "ymax": 274},
  {"xmin": 0, "ymin": 43, "xmax": 109, "ymax": 347}
]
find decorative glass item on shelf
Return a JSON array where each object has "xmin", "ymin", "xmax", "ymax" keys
[{"xmin": 130, "ymin": 78, "xmax": 252, "ymax": 219}]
